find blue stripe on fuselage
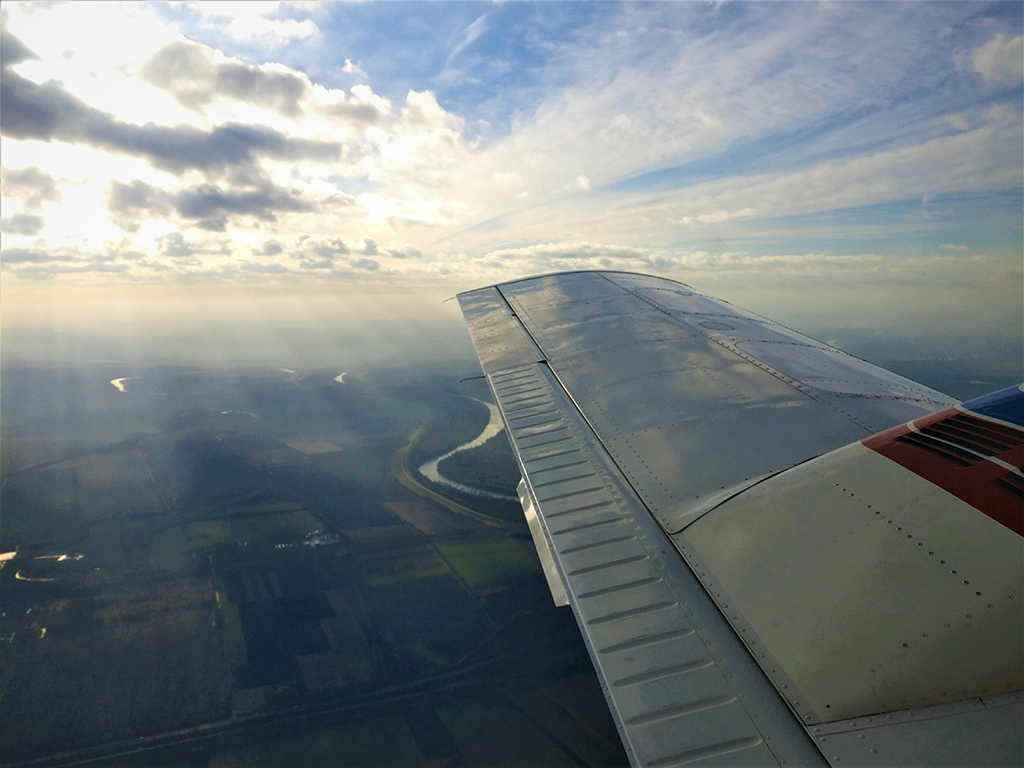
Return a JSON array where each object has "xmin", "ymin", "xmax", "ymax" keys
[{"xmin": 962, "ymin": 384, "xmax": 1024, "ymax": 427}]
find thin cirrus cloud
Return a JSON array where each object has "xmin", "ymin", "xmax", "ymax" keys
[{"xmin": 0, "ymin": 1, "xmax": 1019, "ymax": 307}]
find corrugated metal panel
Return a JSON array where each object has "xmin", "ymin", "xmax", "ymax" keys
[{"xmin": 472, "ymin": 359, "xmax": 826, "ymax": 768}]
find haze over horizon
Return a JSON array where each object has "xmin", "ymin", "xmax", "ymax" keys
[{"xmin": 1, "ymin": 1, "xmax": 1022, "ymax": 377}]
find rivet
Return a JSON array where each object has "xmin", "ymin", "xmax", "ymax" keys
[
  {"xmin": 963, "ymin": 580, "xmax": 969, "ymax": 584},
  {"xmin": 902, "ymin": 643, "xmax": 908, "ymax": 647},
  {"xmin": 887, "ymin": 520, "xmax": 893, "ymax": 524},
  {"xmin": 923, "ymin": 633, "xmax": 928, "ymax": 637}
]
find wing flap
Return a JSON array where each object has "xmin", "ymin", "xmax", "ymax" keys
[{"xmin": 470, "ymin": 353, "xmax": 825, "ymax": 768}]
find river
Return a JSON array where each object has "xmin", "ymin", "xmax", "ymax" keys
[{"xmin": 418, "ymin": 398, "xmax": 518, "ymax": 501}]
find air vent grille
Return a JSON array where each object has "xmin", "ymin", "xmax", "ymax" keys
[
  {"xmin": 926, "ymin": 413, "xmax": 1024, "ymax": 455},
  {"xmin": 894, "ymin": 432, "xmax": 976, "ymax": 466},
  {"xmin": 895, "ymin": 412, "xmax": 1024, "ymax": 467},
  {"xmin": 995, "ymin": 473, "xmax": 1024, "ymax": 500}
]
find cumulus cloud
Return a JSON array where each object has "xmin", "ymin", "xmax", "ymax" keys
[
  {"xmin": 341, "ymin": 59, "xmax": 368, "ymax": 79},
  {"xmin": 140, "ymin": 40, "xmax": 310, "ymax": 117},
  {"xmin": 107, "ymin": 178, "xmax": 314, "ymax": 232},
  {"xmin": 320, "ymin": 84, "xmax": 390, "ymax": 124},
  {"xmin": 1, "ymin": 31, "xmax": 339, "ymax": 175},
  {"xmin": 385, "ymin": 244, "xmax": 422, "ymax": 259},
  {"xmin": 972, "ymin": 33, "xmax": 1024, "ymax": 88},
  {"xmin": 360, "ymin": 238, "xmax": 378, "ymax": 255},
  {"xmin": 939, "ymin": 243, "xmax": 970, "ymax": 252},
  {"xmin": 175, "ymin": 183, "xmax": 313, "ymax": 228},
  {"xmin": 351, "ymin": 257, "xmax": 380, "ymax": 271},
  {"xmin": 174, "ymin": 1, "xmax": 320, "ymax": 47},
  {"xmin": 254, "ymin": 239, "xmax": 283, "ymax": 256},
  {"xmin": 1, "ymin": 213, "xmax": 46, "ymax": 235},
  {"xmin": 0, "ymin": 25, "xmax": 37, "ymax": 66},
  {"xmin": 157, "ymin": 232, "xmax": 197, "ymax": 258},
  {"xmin": 107, "ymin": 180, "xmax": 173, "ymax": 232},
  {"xmin": 1, "ymin": 165, "xmax": 61, "ymax": 209}
]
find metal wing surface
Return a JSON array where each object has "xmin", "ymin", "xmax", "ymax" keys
[{"xmin": 457, "ymin": 271, "xmax": 1023, "ymax": 768}]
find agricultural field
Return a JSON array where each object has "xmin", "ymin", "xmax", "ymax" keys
[{"xmin": 0, "ymin": 363, "xmax": 627, "ymax": 766}]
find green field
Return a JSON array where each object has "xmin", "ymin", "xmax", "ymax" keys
[{"xmin": 439, "ymin": 540, "xmax": 537, "ymax": 585}]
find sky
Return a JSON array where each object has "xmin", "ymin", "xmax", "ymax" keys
[{"xmin": 1, "ymin": 1, "xmax": 1022, "ymax": 365}]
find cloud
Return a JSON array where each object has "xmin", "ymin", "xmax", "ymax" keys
[
  {"xmin": 175, "ymin": 183, "xmax": 313, "ymax": 225},
  {"xmin": 1, "ymin": 213, "xmax": 46, "ymax": 235},
  {"xmin": 108, "ymin": 178, "xmax": 314, "ymax": 232},
  {"xmin": 939, "ymin": 243, "xmax": 970, "ymax": 252},
  {"xmin": 385, "ymin": 244, "xmax": 422, "ymax": 259},
  {"xmin": 351, "ymin": 257, "xmax": 379, "ymax": 271},
  {"xmin": 2, "ymin": 246, "xmax": 55, "ymax": 263},
  {"xmin": 1, "ymin": 32, "xmax": 339, "ymax": 175},
  {"xmin": 107, "ymin": 180, "xmax": 173, "ymax": 232},
  {"xmin": 157, "ymin": 232, "xmax": 196, "ymax": 257},
  {"xmin": 321, "ymin": 84, "xmax": 390, "ymax": 124},
  {"xmin": 239, "ymin": 259, "xmax": 292, "ymax": 274},
  {"xmin": 341, "ymin": 59, "xmax": 368, "ymax": 80},
  {"xmin": 0, "ymin": 25, "xmax": 38, "ymax": 66},
  {"xmin": 298, "ymin": 236, "xmax": 349, "ymax": 258},
  {"xmin": 446, "ymin": 14, "xmax": 488, "ymax": 68},
  {"xmin": 360, "ymin": 238, "xmax": 378, "ymax": 255},
  {"xmin": 493, "ymin": 172, "xmax": 523, "ymax": 187},
  {"xmin": 254, "ymin": 239, "xmax": 283, "ymax": 256},
  {"xmin": 173, "ymin": 1, "xmax": 320, "ymax": 47},
  {"xmin": 1, "ymin": 165, "xmax": 61, "ymax": 209},
  {"xmin": 679, "ymin": 208, "xmax": 759, "ymax": 227},
  {"xmin": 156, "ymin": 232, "xmax": 232, "ymax": 259},
  {"xmin": 972, "ymin": 33, "xmax": 1024, "ymax": 88},
  {"xmin": 140, "ymin": 40, "xmax": 309, "ymax": 117}
]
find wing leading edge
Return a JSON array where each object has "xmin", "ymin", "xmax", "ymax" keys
[{"xmin": 457, "ymin": 271, "xmax": 1023, "ymax": 768}]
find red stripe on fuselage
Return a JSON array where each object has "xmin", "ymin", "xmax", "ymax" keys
[{"xmin": 863, "ymin": 407, "xmax": 1024, "ymax": 537}]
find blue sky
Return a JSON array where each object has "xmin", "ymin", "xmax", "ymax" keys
[{"xmin": 1, "ymin": 1, "xmax": 1021, "ymax": 344}]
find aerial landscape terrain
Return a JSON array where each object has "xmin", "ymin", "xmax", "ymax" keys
[{"xmin": 0, "ymin": 357, "xmax": 628, "ymax": 767}]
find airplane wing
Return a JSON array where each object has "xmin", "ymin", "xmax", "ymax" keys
[{"xmin": 456, "ymin": 270, "xmax": 1023, "ymax": 768}]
